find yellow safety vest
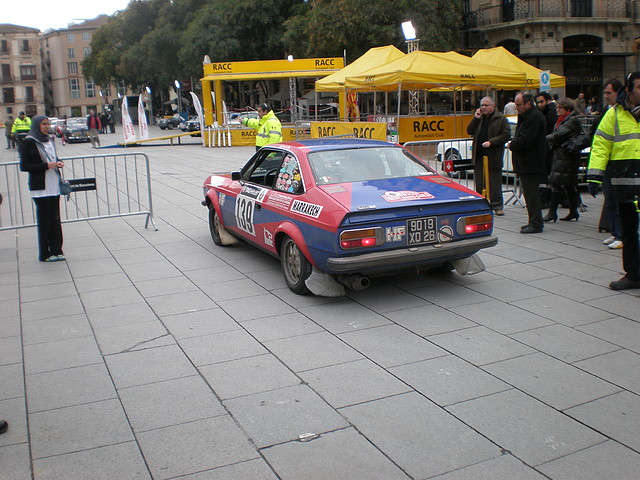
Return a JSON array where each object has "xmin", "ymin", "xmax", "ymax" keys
[
  {"xmin": 243, "ymin": 110, "xmax": 283, "ymax": 147},
  {"xmin": 11, "ymin": 116, "xmax": 31, "ymax": 134}
]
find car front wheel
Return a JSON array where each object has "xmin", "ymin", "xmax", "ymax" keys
[
  {"xmin": 281, "ymin": 236, "xmax": 312, "ymax": 294},
  {"xmin": 208, "ymin": 206, "xmax": 224, "ymax": 246},
  {"xmin": 167, "ymin": 123, "xmax": 175, "ymax": 130}
]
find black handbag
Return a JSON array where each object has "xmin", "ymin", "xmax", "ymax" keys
[
  {"xmin": 563, "ymin": 133, "xmax": 591, "ymax": 153},
  {"xmin": 58, "ymin": 170, "xmax": 72, "ymax": 197}
]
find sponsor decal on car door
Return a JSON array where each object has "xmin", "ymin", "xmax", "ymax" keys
[{"xmin": 234, "ymin": 184, "xmax": 267, "ymax": 236}]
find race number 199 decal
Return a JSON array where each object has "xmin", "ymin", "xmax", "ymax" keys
[{"xmin": 235, "ymin": 196, "xmax": 256, "ymax": 236}]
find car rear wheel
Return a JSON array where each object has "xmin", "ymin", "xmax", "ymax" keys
[
  {"xmin": 167, "ymin": 123, "xmax": 175, "ymax": 130},
  {"xmin": 208, "ymin": 206, "xmax": 225, "ymax": 247},
  {"xmin": 281, "ymin": 237, "xmax": 312, "ymax": 294}
]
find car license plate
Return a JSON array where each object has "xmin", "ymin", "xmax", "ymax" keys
[{"xmin": 407, "ymin": 216, "xmax": 437, "ymax": 245}]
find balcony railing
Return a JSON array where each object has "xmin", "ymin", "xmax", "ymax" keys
[{"xmin": 464, "ymin": 0, "xmax": 631, "ymax": 29}]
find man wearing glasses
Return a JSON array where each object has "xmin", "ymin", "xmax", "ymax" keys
[
  {"xmin": 467, "ymin": 97, "xmax": 511, "ymax": 215},
  {"xmin": 508, "ymin": 92, "xmax": 547, "ymax": 234}
]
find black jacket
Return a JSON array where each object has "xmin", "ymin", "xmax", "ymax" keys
[
  {"xmin": 509, "ymin": 106, "xmax": 546, "ymax": 175},
  {"xmin": 466, "ymin": 112, "xmax": 511, "ymax": 169},
  {"xmin": 546, "ymin": 112, "xmax": 583, "ymax": 186},
  {"xmin": 19, "ymin": 138, "xmax": 50, "ymax": 190}
]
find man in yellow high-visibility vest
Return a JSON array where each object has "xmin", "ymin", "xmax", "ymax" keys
[{"xmin": 242, "ymin": 103, "xmax": 283, "ymax": 151}]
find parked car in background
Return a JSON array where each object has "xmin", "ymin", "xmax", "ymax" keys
[
  {"xmin": 157, "ymin": 114, "xmax": 182, "ymax": 130},
  {"xmin": 228, "ymin": 111, "xmax": 259, "ymax": 125},
  {"xmin": 202, "ymin": 138, "xmax": 497, "ymax": 296},
  {"xmin": 63, "ymin": 117, "xmax": 90, "ymax": 143},
  {"xmin": 180, "ymin": 117, "xmax": 201, "ymax": 135}
]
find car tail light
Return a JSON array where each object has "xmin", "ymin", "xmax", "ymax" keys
[
  {"xmin": 457, "ymin": 214, "xmax": 493, "ymax": 235},
  {"xmin": 340, "ymin": 227, "xmax": 384, "ymax": 249}
]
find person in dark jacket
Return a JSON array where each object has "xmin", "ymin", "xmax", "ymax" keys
[
  {"xmin": 508, "ymin": 92, "xmax": 547, "ymax": 234},
  {"xmin": 543, "ymin": 98, "xmax": 583, "ymax": 222},
  {"xmin": 19, "ymin": 115, "xmax": 66, "ymax": 262},
  {"xmin": 86, "ymin": 109, "xmax": 102, "ymax": 148},
  {"xmin": 5, "ymin": 116, "xmax": 15, "ymax": 149},
  {"xmin": 536, "ymin": 91, "xmax": 558, "ymax": 207},
  {"xmin": 466, "ymin": 96, "xmax": 511, "ymax": 215}
]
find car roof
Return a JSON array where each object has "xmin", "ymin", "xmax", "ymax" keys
[{"xmin": 290, "ymin": 138, "xmax": 394, "ymax": 152}]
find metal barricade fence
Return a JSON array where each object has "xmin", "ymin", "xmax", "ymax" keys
[
  {"xmin": 403, "ymin": 139, "xmax": 523, "ymax": 207},
  {"xmin": 0, "ymin": 152, "xmax": 156, "ymax": 231}
]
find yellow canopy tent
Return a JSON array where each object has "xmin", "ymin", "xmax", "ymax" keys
[
  {"xmin": 344, "ymin": 50, "xmax": 528, "ymax": 91},
  {"xmin": 472, "ymin": 46, "xmax": 565, "ymax": 89}
]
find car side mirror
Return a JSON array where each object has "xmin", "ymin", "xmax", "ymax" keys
[{"xmin": 231, "ymin": 171, "xmax": 242, "ymax": 181}]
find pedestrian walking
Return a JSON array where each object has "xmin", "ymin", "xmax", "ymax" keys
[
  {"xmin": 86, "ymin": 109, "xmax": 102, "ymax": 148},
  {"xmin": 5, "ymin": 116, "xmax": 16, "ymax": 149}
]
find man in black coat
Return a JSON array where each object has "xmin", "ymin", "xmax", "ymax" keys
[
  {"xmin": 509, "ymin": 92, "xmax": 547, "ymax": 233},
  {"xmin": 536, "ymin": 91, "xmax": 558, "ymax": 207},
  {"xmin": 467, "ymin": 96, "xmax": 511, "ymax": 215}
]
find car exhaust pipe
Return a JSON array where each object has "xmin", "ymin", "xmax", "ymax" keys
[{"xmin": 341, "ymin": 274, "xmax": 370, "ymax": 291}]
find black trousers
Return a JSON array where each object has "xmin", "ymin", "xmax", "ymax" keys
[
  {"xmin": 33, "ymin": 196, "xmax": 64, "ymax": 261},
  {"xmin": 619, "ymin": 202, "xmax": 639, "ymax": 281},
  {"xmin": 474, "ymin": 161, "xmax": 503, "ymax": 210},
  {"xmin": 519, "ymin": 173, "xmax": 543, "ymax": 229}
]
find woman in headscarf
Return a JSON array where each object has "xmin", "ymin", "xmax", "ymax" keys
[{"xmin": 19, "ymin": 115, "xmax": 66, "ymax": 262}]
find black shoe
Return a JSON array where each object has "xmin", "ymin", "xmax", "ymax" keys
[
  {"xmin": 543, "ymin": 213, "xmax": 558, "ymax": 223},
  {"xmin": 0, "ymin": 420, "xmax": 7, "ymax": 434},
  {"xmin": 521, "ymin": 226, "xmax": 543, "ymax": 234},
  {"xmin": 609, "ymin": 276, "xmax": 640, "ymax": 291},
  {"xmin": 559, "ymin": 212, "xmax": 579, "ymax": 222}
]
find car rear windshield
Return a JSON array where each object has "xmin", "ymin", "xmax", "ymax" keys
[{"xmin": 308, "ymin": 147, "xmax": 435, "ymax": 185}]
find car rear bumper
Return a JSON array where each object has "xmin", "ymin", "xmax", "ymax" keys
[{"xmin": 326, "ymin": 235, "xmax": 498, "ymax": 273}]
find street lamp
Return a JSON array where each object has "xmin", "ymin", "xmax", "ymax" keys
[
  {"xmin": 146, "ymin": 86, "xmax": 154, "ymax": 125},
  {"xmin": 174, "ymin": 80, "xmax": 182, "ymax": 116},
  {"xmin": 402, "ymin": 21, "xmax": 420, "ymax": 115}
]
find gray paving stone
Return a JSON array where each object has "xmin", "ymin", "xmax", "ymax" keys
[
  {"xmin": 105, "ymin": 344, "xmax": 196, "ymax": 389},
  {"xmin": 577, "ymin": 317, "xmax": 640, "ymax": 354},
  {"xmin": 26, "ymin": 363, "xmax": 116, "ymax": 413},
  {"xmin": 0, "ymin": 363, "xmax": 24, "ymax": 401},
  {"xmin": 510, "ymin": 324, "xmax": 619, "ymax": 363},
  {"xmin": 110, "ymin": 246, "xmax": 165, "ymax": 265},
  {"xmin": 491, "ymin": 245, "xmax": 556, "ymax": 263},
  {"xmin": 86, "ymin": 301, "xmax": 158, "ymax": 330},
  {"xmin": 223, "ymin": 384, "xmax": 349, "ymax": 448},
  {"xmin": 135, "ymin": 275, "xmax": 199, "ymax": 298},
  {"xmin": 527, "ymin": 275, "xmax": 616, "ymax": 302},
  {"xmin": 340, "ymin": 392, "xmax": 499, "ymax": 479},
  {"xmin": 428, "ymin": 325, "xmax": 535, "ymax": 366},
  {"xmin": 384, "ymin": 303, "xmax": 477, "ymax": 336},
  {"xmin": 198, "ymin": 278, "xmax": 270, "ymax": 301},
  {"xmin": 136, "ymin": 415, "xmax": 258, "ymax": 480},
  {"xmin": 262, "ymin": 427, "xmax": 410, "ymax": 480},
  {"xmin": 245, "ymin": 267, "xmax": 289, "ymax": 291},
  {"xmin": 161, "ymin": 308, "xmax": 240, "ymax": 338},
  {"xmin": 179, "ymin": 329, "xmax": 267, "ymax": 366},
  {"xmin": 450, "ymin": 300, "xmax": 554, "ymax": 334},
  {"xmin": 587, "ymin": 293, "xmax": 640, "ymax": 321},
  {"xmin": 389, "ymin": 355, "xmax": 511, "ymax": 406},
  {"xmin": 80, "ymin": 285, "xmax": 144, "ymax": 310},
  {"xmin": 20, "ymin": 295, "xmax": 85, "ymax": 322},
  {"xmin": 199, "ymin": 354, "xmax": 300, "ymax": 400},
  {"xmin": 464, "ymin": 277, "xmax": 547, "ymax": 302},
  {"xmin": 489, "ymin": 262, "xmax": 560, "ymax": 283},
  {"xmin": 300, "ymin": 358, "xmax": 411, "ymax": 408},
  {"xmin": 24, "ymin": 336, "xmax": 102, "ymax": 375},
  {"xmin": 0, "ymin": 443, "xmax": 31, "ymax": 480},
  {"xmin": 216, "ymin": 294, "xmax": 296, "ymax": 322},
  {"xmin": 183, "ymin": 265, "xmax": 247, "ymax": 285},
  {"xmin": 21, "ymin": 313, "xmax": 93, "ymax": 345},
  {"xmin": 0, "ymin": 335, "xmax": 22, "ymax": 366},
  {"xmin": 241, "ymin": 312, "xmax": 324, "ymax": 342},
  {"xmin": 483, "ymin": 352, "xmax": 620, "ymax": 410},
  {"xmin": 19, "ymin": 282, "xmax": 74, "ymax": 302},
  {"xmin": 346, "ymin": 284, "xmax": 432, "ymax": 312},
  {"xmin": 32, "ymin": 441, "xmax": 150, "ymax": 480},
  {"xmin": 0, "ymin": 315, "xmax": 20, "ymax": 338},
  {"xmin": 29, "ymin": 398, "xmax": 134, "ymax": 458},
  {"xmin": 537, "ymin": 440, "xmax": 640, "ymax": 479},
  {"xmin": 118, "ymin": 375, "xmax": 225, "ymax": 432},
  {"xmin": 565, "ymin": 391, "xmax": 640, "ymax": 451},
  {"xmin": 17, "ymin": 268, "xmax": 73, "ymax": 288},
  {"xmin": 171, "ymin": 458, "xmax": 278, "ymax": 480},
  {"xmin": 512, "ymin": 293, "xmax": 614, "ymax": 327},
  {"xmin": 73, "ymin": 272, "xmax": 133, "ymax": 293},
  {"xmin": 122, "ymin": 260, "xmax": 183, "ymax": 282},
  {"xmin": 264, "ymin": 331, "xmax": 363, "ymax": 372},
  {"xmin": 573, "ymin": 350, "xmax": 640, "ymax": 395},
  {"xmin": 435, "ymin": 454, "xmax": 547, "ymax": 479},
  {"xmin": 300, "ymin": 301, "xmax": 391, "ymax": 334},
  {"xmin": 339, "ymin": 324, "xmax": 448, "ymax": 368},
  {"xmin": 0, "ymin": 299, "xmax": 19, "ymax": 319},
  {"xmin": 409, "ymin": 282, "xmax": 489, "ymax": 308},
  {"xmin": 92, "ymin": 319, "xmax": 172, "ymax": 355},
  {"xmin": 67, "ymin": 256, "xmax": 124, "ymax": 278},
  {"xmin": 446, "ymin": 389, "xmax": 606, "ymax": 466},
  {"xmin": 146, "ymin": 290, "xmax": 218, "ymax": 317},
  {"xmin": 0, "ymin": 397, "xmax": 26, "ymax": 448},
  {"xmin": 529, "ymin": 257, "xmax": 607, "ymax": 281}
]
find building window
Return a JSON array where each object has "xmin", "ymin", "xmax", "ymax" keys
[
  {"xmin": 82, "ymin": 32, "xmax": 91, "ymax": 41},
  {"xmin": 68, "ymin": 48, "xmax": 75, "ymax": 59},
  {"xmin": 25, "ymin": 105, "xmax": 37, "ymax": 116},
  {"xmin": 0, "ymin": 40, "xmax": 8, "ymax": 53},
  {"xmin": 85, "ymin": 78, "xmax": 96, "ymax": 98},
  {"xmin": 69, "ymin": 78, "xmax": 80, "ymax": 99},
  {"xmin": 20, "ymin": 65, "xmax": 37, "ymax": 81},
  {"xmin": 1, "ymin": 64, "xmax": 10, "ymax": 82},
  {"xmin": 3, "ymin": 87, "xmax": 15, "ymax": 104},
  {"xmin": 25, "ymin": 86, "xmax": 34, "ymax": 102},
  {"xmin": 67, "ymin": 32, "xmax": 74, "ymax": 42},
  {"xmin": 102, "ymin": 86, "xmax": 112, "ymax": 97},
  {"xmin": 6, "ymin": 107, "xmax": 12, "ymax": 114},
  {"xmin": 68, "ymin": 62, "xmax": 78, "ymax": 75},
  {"xmin": 22, "ymin": 40, "xmax": 30, "ymax": 53},
  {"xmin": 83, "ymin": 47, "xmax": 91, "ymax": 57}
]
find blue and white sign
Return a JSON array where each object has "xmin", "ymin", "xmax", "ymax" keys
[{"xmin": 540, "ymin": 70, "xmax": 551, "ymax": 92}]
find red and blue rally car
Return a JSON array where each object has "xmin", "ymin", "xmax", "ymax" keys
[{"xmin": 203, "ymin": 138, "xmax": 497, "ymax": 296}]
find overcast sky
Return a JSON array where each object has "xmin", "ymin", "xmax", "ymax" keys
[{"xmin": 4, "ymin": 0, "xmax": 131, "ymax": 32}]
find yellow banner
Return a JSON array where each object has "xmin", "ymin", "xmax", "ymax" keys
[
  {"xmin": 204, "ymin": 58, "xmax": 344, "ymax": 77},
  {"xmin": 310, "ymin": 122, "xmax": 387, "ymax": 141},
  {"xmin": 203, "ymin": 128, "xmax": 299, "ymax": 147},
  {"xmin": 398, "ymin": 115, "xmax": 474, "ymax": 142}
]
